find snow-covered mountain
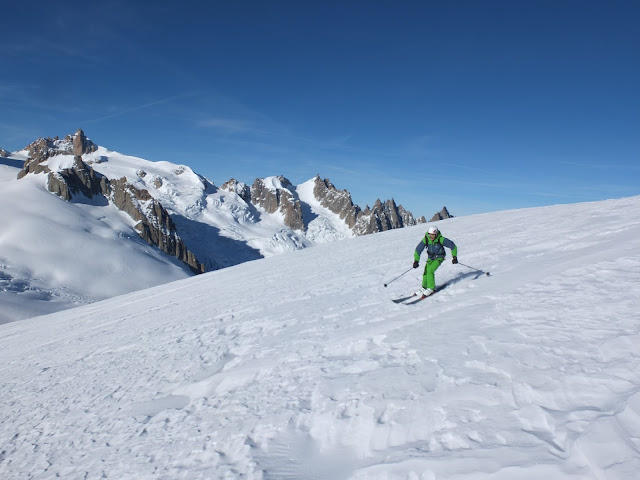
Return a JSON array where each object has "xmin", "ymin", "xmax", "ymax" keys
[
  {"xmin": 0, "ymin": 152, "xmax": 193, "ymax": 324},
  {"xmin": 1, "ymin": 195, "xmax": 639, "ymax": 479},
  {"xmin": 0, "ymin": 130, "xmax": 425, "ymax": 323}
]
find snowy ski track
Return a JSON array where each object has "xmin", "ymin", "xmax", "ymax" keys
[{"xmin": 1, "ymin": 196, "xmax": 640, "ymax": 479}]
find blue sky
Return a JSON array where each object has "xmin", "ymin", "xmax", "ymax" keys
[{"xmin": 2, "ymin": 1, "xmax": 638, "ymax": 218}]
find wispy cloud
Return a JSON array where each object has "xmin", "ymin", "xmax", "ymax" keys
[
  {"xmin": 197, "ymin": 117, "xmax": 254, "ymax": 134},
  {"xmin": 324, "ymin": 134, "xmax": 353, "ymax": 147},
  {"xmin": 82, "ymin": 92, "xmax": 199, "ymax": 124},
  {"xmin": 560, "ymin": 161, "xmax": 640, "ymax": 171},
  {"xmin": 197, "ymin": 114, "xmax": 352, "ymax": 153},
  {"xmin": 198, "ymin": 115, "xmax": 404, "ymax": 164},
  {"xmin": 1, "ymin": 35, "xmax": 103, "ymax": 66}
]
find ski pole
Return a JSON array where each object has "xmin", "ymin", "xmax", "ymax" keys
[
  {"xmin": 384, "ymin": 267, "xmax": 414, "ymax": 287},
  {"xmin": 458, "ymin": 262, "xmax": 490, "ymax": 276}
]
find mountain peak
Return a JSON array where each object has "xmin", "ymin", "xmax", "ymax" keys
[
  {"xmin": 72, "ymin": 129, "xmax": 98, "ymax": 156},
  {"xmin": 9, "ymin": 131, "xmax": 429, "ymax": 309},
  {"xmin": 220, "ymin": 178, "xmax": 250, "ymax": 203},
  {"xmin": 430, "ymin": 206, "xmax": 453, "ymax": 222},
  {"xmin": 251, "ymin": 176, "xmax": 304, "ymax": 231}
]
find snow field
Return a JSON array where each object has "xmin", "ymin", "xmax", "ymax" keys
[
  {"xmin": 0, "ymin": 163, "xmax": 191, "ymax": 323},
  {"xmin": 1, "ymin": 196, "xmax": 640, "ymax": 479}
]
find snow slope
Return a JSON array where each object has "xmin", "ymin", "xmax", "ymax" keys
[
  {"xmin": 1, "ymin": 195, "xmax": 639, "ymax": 479},
  {"xmin": 0, "ymin": 160, "xmax": 191, "ymax": 324}
]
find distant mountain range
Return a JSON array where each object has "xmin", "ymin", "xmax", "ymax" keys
[
  {"xmin": 10, "ymin": 130, "xmax": 442, "ymax": 270},
  {"xmin": 0, "ymin": 130, "xmax": 452, "ymax": 322}
]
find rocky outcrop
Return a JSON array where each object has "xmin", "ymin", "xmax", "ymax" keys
[
  {"xmin": 17, "ymin": 130, "xmax": 204, "ymax": 274},
  {"xmin": 353, "ymin": 198, "xmax": 425, "ymax": 235},
  {"xmin": 250, "ymin": 176, "xmax": 305, "ymax": 231},
  {"xmin": 17, "ymin": 129, "xmax": 98, "ymax": 179},
  {"xmin": 0, "ymin": 148, "xmax": 9, "ymax": 157},
  {"xmin": 110, "ymin": 178, "xmax": 204, "ymax": 273},
  {"xmin": 47, "ymin": 156, "xmax": 110, "ymax": 201},
  {"xmin": 312, "ymin": 175, "xmax": 424, "ymax": 235},
  {"xmin": 399, "ymin": 204, "xmax": 425, "ymax": 226},
  {"xmin": 18, "ymin": 137, "xmax": 56, "ymax": 178},
  {"xmin": 72, "ymin": 129, "xmax": 98, "ymax": 156},
  {"xmin": 221, "ymin": 178, "xmax": 251, "ymax": 203},
  {"xmin": 430, "ymin": 206, "xmax": 453, "ymax": 222},
  {"xmin": 312, "ymin": 176, "xmax": 362, "ymax": 228}
]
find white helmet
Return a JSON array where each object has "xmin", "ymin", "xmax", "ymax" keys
[{"xmin": 427, "ymin": 226, "xmax": 439, "ymax": 235}]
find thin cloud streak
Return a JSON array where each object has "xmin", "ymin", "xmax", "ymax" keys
[
  {"xmin": 559, "ymin": 161, "xmax": 640, "ymax": 171},
  {"xmin": 82, "ymin": 92, "xmax": 200, "ymax": 124},
  {"xmin": 197, "ymin": 117, "xmax": 254, "ymax": 134},
  {"xmin": 198, "ymin": 116, "xmax": 331, "ymax": 147}
]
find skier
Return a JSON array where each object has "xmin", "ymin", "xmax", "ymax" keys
[{"xmin": 412, "ymin": 225, "xmax": 458, "ymax": 297}]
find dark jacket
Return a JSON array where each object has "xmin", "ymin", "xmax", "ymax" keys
[{"xmin": 414, "ymin": 232, "xmax": 457, "ymax": 261}]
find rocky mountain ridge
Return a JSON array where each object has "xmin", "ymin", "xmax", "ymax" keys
[
  {"xmin": 311, "ymin": 177, "xmax": 422, "ymax": 235},
  {"xmin": 223, "ymin": 175, "xmax": 426, "ymax": 236},
  {"xmin": 13, "ymin": 130, "xmax": 444, "ymax": 274},
  {"xmin": 16, "ymin": 131, "xmax": 204, "ymax": 273}
]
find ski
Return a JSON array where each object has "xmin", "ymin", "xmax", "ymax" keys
[
  {"xmin": 392, "ymin": 294, "xmax": 416, "ymax": 304},
  {"xmin": 402, "ymin": 282, "xmax": 450, "ymax": 305},
  {"xmin": 405, "ymin": 294, "xmax": 432, "ymax": 305}
]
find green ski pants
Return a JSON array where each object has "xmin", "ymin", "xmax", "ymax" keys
[{"xmin": 422, "ymin": 258, "xmax": 444, "ymax": 290}]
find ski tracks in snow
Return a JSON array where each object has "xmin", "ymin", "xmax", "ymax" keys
[{"xmin": 2, "ymin": 197, "xmax": 640, "ymax": 479}]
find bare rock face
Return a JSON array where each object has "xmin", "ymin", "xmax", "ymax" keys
[
  {"xmin": 353, "ymin": 199, "xmax": 404, "ymax": 235},
  {"xmin": 399, "ymin": 204, "xmax": 426, "ymax": 226},
  {"xmin": 312, "ymin": 175, "xmax": 362, "ymax": 228},
  {"xmin": 18, "ymin": 137, "xmax": 57, "ymax": 179},
  {"xmin": 430, "ymin": 206, "xmax": 453, "ymax": 222},
  {"xmin": 17, "ymin": 129, "xmax": 98, "ymax": 180},
  {"xmin": 250, "ymin": 176, "xmax": 305, "ymax": 231},
  {"xmin": 0, "ymin": 148, "xmax": 9, "ymax": 157},
  {"xmin": 250, "ymin": 177, "xmax": 281, "ymax": 214},
  {"xmin": 47, "ymin": 156, "xmax": 110, "ymax": 201},
  {"xmin": 312, "ymin": 175, "xmax": 425, "ymax": 235},
  {"xmin": 110, "ymin": 178, "xmax": 204, "ymax": 273},
  {"xmin": 72, "ymin": 129, "xmax": 98, "ymax": 156},
  {"xmin": 221, "ymin": 178, "xmax": 251, "ymax": 203}
]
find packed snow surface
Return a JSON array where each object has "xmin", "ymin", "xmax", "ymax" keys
[{"xmin": 1, "ymin": 196, "xmax": 640, "ymax": 479}]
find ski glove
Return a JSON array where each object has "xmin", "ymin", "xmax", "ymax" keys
[
  {"xmin": 413, "ymin": 261, "xmax": 419, "ymax": 269},
  {"xmin": 452, "ymin": 256, "xmax": 458, "ymax": 264}
]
